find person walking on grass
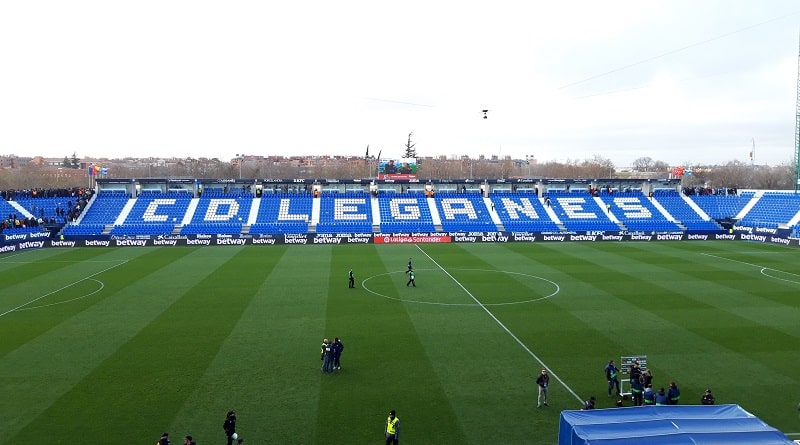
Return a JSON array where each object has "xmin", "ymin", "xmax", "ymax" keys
[
  {"xmin": 536, "ymin": 369, "xmax": 549, "ymax": 407},
  {"xmin": 406, "ymin": 270, "xmax": 416, "ymax": 287},
  {"xmin": 223, "ymin": 410, "xmax": 236, "ymax": 445},
  {"xmin": 605, "ymin": 360, "xmax": 620, "ymax": 397},
  {"xmin": 348, "ymin": 268, "xmax": 355, "ymax": 288}
]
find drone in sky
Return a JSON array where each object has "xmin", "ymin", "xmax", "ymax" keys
[{"xmin": 482, "ymin": 109, "xmax": 490, "ymax": 119}]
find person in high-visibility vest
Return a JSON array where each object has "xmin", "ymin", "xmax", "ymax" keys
[{"xmin": 385, "ymin": 410, "xmax": 400, "ymax": 445}]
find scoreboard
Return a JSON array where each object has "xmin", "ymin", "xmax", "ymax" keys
[{"xmin": 620, "ymin": 355, "xmax": 648, "ymax": 374}]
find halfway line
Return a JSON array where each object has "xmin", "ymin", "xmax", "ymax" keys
[{"xmin": 415, "ymin": 244, "xmax": 583, "ymax": 403}]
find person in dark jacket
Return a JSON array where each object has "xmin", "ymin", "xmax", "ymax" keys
[
  {"xmin": 605, "ymin": 360, "xmax": 620, "ymax": 396},
  {"xmin": 701, "ymin": 389, "xmax": 715, "ymax": 405},
  {"xmin": 667, "ymin": 381, "xmax": 681, "ymax": 405},
  {"xmin": 630, "ymin": 362, "xmax": 644, "ymax": 406},
  {"xmin": 643, "ymin": 384, "xmax": 655, "ymax": 405},
  {"xmin": 582, "ymin": 396, "xmax": 596, "ymax": 410},
  {"xmin": 332, "ymin": 337, "xmax": 344, "ymax": 370},
  {"xmin": 655, "ymin": 387, "xmax": 669, "ymax": 405},
  {"xmin": 223, "ymin": 410, "xmax": 237, "ymax": 445},
  {"xmin": 348, "ymin": 268, "xmax": 355, "ymax": 288},
  {"xmin": 536, "ymin": 369, "xmax": 550, "ymax": 407},
  {"xmin": 156, "ymin": 432, "xmax": 170, "ymax": 445}
]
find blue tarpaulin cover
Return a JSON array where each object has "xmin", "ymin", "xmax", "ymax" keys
[{"xmin": 558, "ymin": 404, "xmax": 793, "ymax": 445}]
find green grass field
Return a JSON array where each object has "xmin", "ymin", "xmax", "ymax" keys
[{"xmin": 2, "ymin": 241, "xmax": 799, "ymax": 444}]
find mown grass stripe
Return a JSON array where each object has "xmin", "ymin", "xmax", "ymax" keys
[{"xmin": 4, "ymin": 246, "xmax": 255, "ymax": 443}]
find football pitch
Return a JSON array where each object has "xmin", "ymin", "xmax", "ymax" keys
[{"xmin": 1, "ymin": 241, "xmax": 799, "ymax": 444}]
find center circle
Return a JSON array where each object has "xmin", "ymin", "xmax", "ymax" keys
[{"xmin": 361, "ymin": 268, "xmax": 560, "ymax": 306}]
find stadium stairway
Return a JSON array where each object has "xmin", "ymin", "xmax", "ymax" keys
[
  {"xmin": 681, "ymin": 194, "xmax": 712, "ymax": 220},
  {"xmin": 371, "ymin": 197, "xmax": 381, "ymax": 233},
  {"xmin": 735, "ymin": 191, "xmax": 763, "ymax": 219},
  {"xmin": 484, "ymin": 196, "xmax": 505, "ymax": 231},
  {"xmin": 428, "ymin": 198, "xmax": 443, "ymax": 231},
  {"xmin": 113, "ymin": 199, "xmax": 137, "ymax": 226},
  {"xmin": 7, "ymin": 201, "xmax": 33, "ymax": 219}
]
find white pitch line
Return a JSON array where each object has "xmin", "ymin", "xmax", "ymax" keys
[
  {"xmin": 0, "ymin": 260, "xmax": 128, "ymax": 318},
  {"xmin": 701, "ymin": 252, "xmax": 800, "ymax": 284},
  {"xmin": 415, "ymin": 245, "xmax": 584, "ymax": 403}
]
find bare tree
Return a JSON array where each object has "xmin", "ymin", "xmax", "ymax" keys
[{"xmin": 632, "ymin": 156, "xmax": 654, "ymax": 172}]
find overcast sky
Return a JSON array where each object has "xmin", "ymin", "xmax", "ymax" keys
[{"xmin": 1, "ymin": 1, "xmax": 799, "ymax": 168}]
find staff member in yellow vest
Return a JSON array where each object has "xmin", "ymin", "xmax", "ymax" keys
[{"xmin": 385, "ymin": 409, "xmax": 400, "ymax": 445}]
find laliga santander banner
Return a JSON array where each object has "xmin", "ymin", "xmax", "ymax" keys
[{"xmin": 379, "ymin": 158, "xmax": 417, "ymax": 180}]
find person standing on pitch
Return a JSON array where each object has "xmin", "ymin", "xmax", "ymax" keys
[
  {"xmin": 385, "ymin": 409, "xmax": 400, "ymax": 445},
  {"xmin": 536, "ymin": 369, "xmax": 549, "ymax": 407},
  {"xmin": 405, "ymin": 258, "xmax": 413, "ymax": 274},
  {"xmin": 321, "ymin": 338, "xmax": 334, "ymax": 373},
  {"xmin": 406, "ymin": 270, "xmax": 416, "ymax": 287},
  {"xmin": 629, "ymin": 362, "xmax": 644, "ymax": 406},
  {"xmin": 332, "ymin": 337, "xmax": 344, "ymax": 370},
  {"xmin": 605, "ymin": 360, "xmax": 620, "ymax": 397},
  {"xmin": 155, "ymin": 432, "xmax": 170, "ymax": 445},
  {"xmin": 348, "ymin": 268, "xmax": 355, "ymax": 288},
  {"xmin": 667, "ymin": 381, "xmax": 681, "ymax": 405},
  {"xmin": 223, "ymin": 410, "xmax": 236, "ymax": 445},
  {"xmin": 701, "ymin": 389, "xmax": 715, "ymax": 405},
  {"xmin": 655, "ymin": 387, "xmax": 669, "ymax": 406}
]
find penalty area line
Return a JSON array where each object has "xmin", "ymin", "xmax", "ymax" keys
[
  {"xmin": 414, "ymin": 244, "xmax": 583, "ymax": 403},
  {"xmin": 0, "ymin": 260, "xmax": 129, "ymax": 318}
]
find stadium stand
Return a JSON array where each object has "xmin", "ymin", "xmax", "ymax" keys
[
  {"xmin": 180, "ymin": 192, "xmax": 251, "ymax": 235},
  {"xmin": 690, "ymin": 192, "xmax": 754, "ymax": 220},
  {"xmin": 546, "ymin": 192, "xmax": 620, "ymax": 232},
  {"xmin": 61, "ymin": 191, "xmax": 130, "ymax": 236},
  {"xmin": 597, "ymin": 191, "xmax": 682, "ymax": 232},
  {"xmin": 316, "ymin": 193, "xmax": 373, "ymax": 234},
  {"xmin": 737, "ymin": 192, "xmax": 800, "ymax": 229},
  {"xmin": 111, "ymin": 192, "xmax": 193, "ymax": 236},
  {"xmin": 19, "ymin": 185, "xmax": 800, "ymax": 238},
  {"xmin": 490, "ymin": 193, "xmax": 560, "ymax": 232},
  {"xmin": 249, "ymin": 194, "xmax": 312, "ymax": 235},
  {"xmin": 378, "ymin": 195, "xmax": 436, "ymax": 233},
  {"xmin": 652, "ymin": 190, "xmax": 721, "ymax": 231},
  {"xmin": 434, "ymin": 193, "xmax": 496, "ymax": 232}
]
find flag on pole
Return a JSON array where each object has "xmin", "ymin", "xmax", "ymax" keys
[{"xmin": 672, "ymin": 167, "xmax": 685, "ymax": 177}]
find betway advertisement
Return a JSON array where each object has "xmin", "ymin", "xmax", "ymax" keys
[{"xmin": 1, "ymin": 230, "xmax": 798, "ymax": 253}]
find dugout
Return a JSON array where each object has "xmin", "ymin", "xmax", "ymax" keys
[{"xmin": 558, "ymin": 404, "xmax": 793, "ymax": 444}]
